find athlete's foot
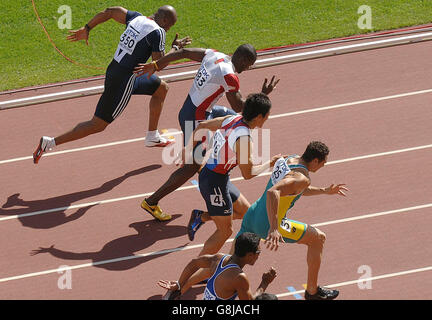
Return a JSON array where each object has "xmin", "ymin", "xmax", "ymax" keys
[
  {"xmin": 145, "ymin": 135, "xmax": 174, "ymax": 147},
  {"xmin": 304, "ymin": 286, "xmax": 339, "ymax": 300},
  {"xmin": 33, "ymin": 136, "xmax": 55, "ymax": 164},
  {"xmin": 141, "ymin": 198, "xmax": 172, "ymax": 221},
  {"xmin": 187, "ymin": 209, "xmax": 205, "ymax": 241}
]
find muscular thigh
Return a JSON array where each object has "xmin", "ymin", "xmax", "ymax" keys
[
  {"xmin": 278, "ymin": 218, "xmax": 308, "ymax": 243},
  {"xmin": 199, "ymin": 168, "xmax": 233, "ymax": 217}
]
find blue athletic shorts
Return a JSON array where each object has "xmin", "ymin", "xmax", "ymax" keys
[
  {"xmin": 199, "ymin": 166, "xmax": 240, "ymax": 216},
  {"xmin": 94, "ymin": 60, "xmax": 161, "ymax": 123}
]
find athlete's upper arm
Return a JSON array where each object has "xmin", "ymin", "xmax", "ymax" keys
[
  {"xmin": 226, "ymin": 91, "xmax": 244, "ymax": 113},
  {"xmin": 270, "ymin": 174, "xmax": 310, "ymax": 197},
  {"xmin": 106, "ymin": 7, "xmax": 128, "ymax": 24},
  {"xmin": 235, "ymin": 273, "xmax": 254, "ymax": 300},
  {"xmin": 235, "ymin": 136, "xmax": 254, "ymax": 180},
  {"xmin": 197, "ymin": 116, "xmax": 231, "ymax": 132},
  {"xmin": 180, "ymin": 48, "xmax": 207, "ymax": 62},
  {"xmin": 148, "ymin": 28, "xmax": 166, "ymax": 55}
]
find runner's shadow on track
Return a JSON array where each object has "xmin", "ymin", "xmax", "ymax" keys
[
  {"xmin": 147, "ymin": 286, "xmax": 206, "ymax": 300},
  {"xmin": 0, "ymin": 164, "xmax": 161, "ymax": 229},
  {"xmin": 30, "ymin": 215, "xmax": 188, "ymax": 271}
]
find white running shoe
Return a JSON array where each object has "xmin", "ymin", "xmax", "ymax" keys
[
  {"xmin": 33, "ymin": 136, "xmax": 55, "ymax": 164},
  {"xmin": 145, "ymin": 135, "xmax": 174, "ymax": 147}
]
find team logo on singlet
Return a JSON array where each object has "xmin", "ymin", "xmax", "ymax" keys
[
  {"xmin": 194, "ymin": 64, "xmax": 211, "ymax": 90},
  {"xmin": 203, "ymin": 288, "xmax": 216, "ymax": 300}
]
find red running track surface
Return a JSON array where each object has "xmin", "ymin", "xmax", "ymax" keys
[{"xmin": 0, "ymin": 40, "xmax": 431, "ymax": 300}]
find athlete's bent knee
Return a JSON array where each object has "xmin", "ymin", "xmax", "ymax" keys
[
  {"xmin": 90, "ymin": 117, "xmax": 109, "ymax": 133},
  {"xmin": 155, "ymin": 81, "xmax": 169, "ymax": 97},
  {"xmin": 315, "ymin": 229, "xmax": 326, "ymax": 246}
]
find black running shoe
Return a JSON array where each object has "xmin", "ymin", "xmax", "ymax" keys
[
  {"xmin": 304, "ymin": 286, "xmax": 339, "ymax": 300},
  {"xmin": 187, "ymin": 209, "xmax": 204, "ymax": 241}
]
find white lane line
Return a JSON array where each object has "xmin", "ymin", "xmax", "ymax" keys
[
  {"xmin": 269, "ymin": 88, "xmax": 432, "ymax": 119},
  {"xmin": 1, "ymin": 143, "xmax": 431, "ymax": 222},
  {"xmin": 0, "ymin": 202, "xmax": 430, "ymax": 284},
  {"xmin": 3, "ymin": 30, "xmax": 432, "ymax": 109},
  {"xmin": 2, "ymin": 87, "xmax": 432, "ymax": 165},
  {"xmin": 276, "ymin": 265, "xmax": 432, "ymax": 298}
]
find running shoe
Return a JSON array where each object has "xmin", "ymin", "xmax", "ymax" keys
[
  {"xmin": 304, "ymin": 286, "xmax": 339, "ymax": 300},
  {"xmin": 141, "ymin": 199, "xmax": 172, "ymax": 221},
  {"xmin": 145, "ymin": 136, "xmax": 174, "ymax": 147},
  {"xmin": 162, "ymin": 289, "xmax": 181, "ymax": 300},
  {"xmin": 33, "ymin": 136, "xmax": 54, "ymax": 164},
  {"xmin": 187, "ymin": 209, "xmax": 205, "ymax": 241}
]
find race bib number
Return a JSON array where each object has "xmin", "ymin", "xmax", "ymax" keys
[
  {"xmin": 280, "ymin": 217, "xmax": 292, "ymax": 233},
  {"xmin": 271, "ymin": 157, "xmax": 290, "ymax": 185},
  {"xmin": 210, "ymin": 187, "xmax": 226, "ymax": 207},
  {"xmin": 210, "ymin": 130, "xmax": 226, "ymax": 159},
  {"xmin": 194, "ymin": 65, "xmax": 211, "ymax": 89},
  {"xmin": 118, "ymin": 27, "xmax": 139, "ymax": 55}
]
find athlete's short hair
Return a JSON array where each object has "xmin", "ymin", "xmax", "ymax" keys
[
  {"xmin": 242, "ymin": 93, "xmax": 271, "ymax": 122},
  {"xmin": 233, "ymin": 44, "xmax": 257, "ymax": 63},
  {"xmin": 234, "ymin": 232, "xmax": 260, "ymax": 257},
  {"xmin": 301, "ymin": 141, "xmax": 329, "ymax": 163}
]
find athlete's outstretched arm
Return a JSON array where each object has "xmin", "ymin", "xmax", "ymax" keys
[
  {"xmin": 236, "ymin": 137, "xmax": 281, "ymax": 180},
  {"xmin": 302, "ymin": 184, "xmax": 348, "ymax": 196},
  {"xmin": 66, "ymin": 7, "xmax": 128, "ymax": 45},
  {"xmin": 135, "ymin": 48, "xmax": 207, "ymax": 77},
  {"xmin": 158, "ymin": 254, "xmax": 221, "ymax": 295}
]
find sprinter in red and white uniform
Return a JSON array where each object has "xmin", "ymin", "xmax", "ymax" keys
[
  {"xmin": 180, "ymin": 93, "xmax": 281, "ymax": 256},
  {"xmin": 137, "ymin": 45, "xmax": 280, "ymax": 221}
]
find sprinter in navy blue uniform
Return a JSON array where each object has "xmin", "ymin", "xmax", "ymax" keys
[
  {"xmin": 33, "ymin": 5, "xmax": 191, "ymax": 164},
  {"xmin": 158, "ymin": 232, "xmax": 277, "ymax": 300}
]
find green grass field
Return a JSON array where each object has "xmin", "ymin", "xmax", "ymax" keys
[{"xmin": 1, "ymin": 0, "xmax": 432, "ymax": 91}]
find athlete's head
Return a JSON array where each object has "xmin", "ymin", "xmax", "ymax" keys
[
  {"xmin": 301, "ymin": 141, "xmax": 329, "ymax": 172},
  {"xmin": 242, "ymin": 93, "xmax": 271, "ymax": 128},
  {"xmin": 231, "ymin": 44, "xmax": 257, "ymax": 73},
  {"xmin": 154, "ymin": 5, "xmax": 177, "ymax": 31},
  {"xmin": 234, "ymin": 232, "xmax": 261, "ymax": 265}
]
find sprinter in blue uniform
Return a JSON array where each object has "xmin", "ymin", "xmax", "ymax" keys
[{"xmin": 33, "ymin": 5, "xmax": 191, "ymax": 163}]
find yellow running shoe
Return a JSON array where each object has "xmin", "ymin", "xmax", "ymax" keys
[{"xmin": 141, "ymin": 199, "xmax": 172, "ymax": 221}]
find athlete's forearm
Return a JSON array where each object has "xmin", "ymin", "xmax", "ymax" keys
[
  {"xmin": 177, "ymin": 260, "xmax": 201, "ymax": 294},
  {"xmin": 250, "ymin": 159, "xmax": 272, "ymax": 177},
  {"xmin": 86, "ymin": 7, "xmax": 126, "ymax": 30},
  {"xmin": 302, "ymin": 186, "xmax": 328, "ymax": 196},
  {"xmin": 156, "ymin": 48, "xmax": 206, "ymax": 70},
  {"xmin": 266, "ymin": 189, "xmax": 280, "ymax": 231}
]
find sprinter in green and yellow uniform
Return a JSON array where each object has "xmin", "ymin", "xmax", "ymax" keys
[{"xmin": 235, "ymin": 141, "xmax": 348, "ymax": 300}]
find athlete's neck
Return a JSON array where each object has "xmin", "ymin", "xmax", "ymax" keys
[{"xmin": 229, "ymin": 255, "xmax": 245, "ymax": 269}]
